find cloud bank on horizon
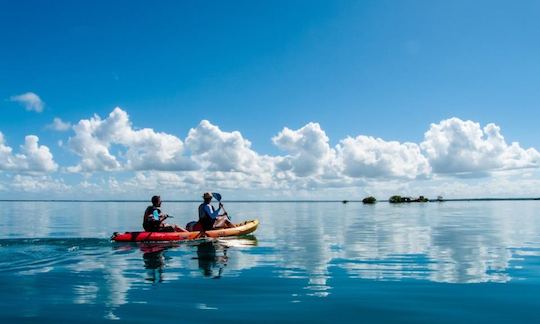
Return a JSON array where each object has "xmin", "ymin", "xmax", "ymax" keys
[{"xmin": 1, "ymin": 107, "xmax": 539, "ymax": 199}]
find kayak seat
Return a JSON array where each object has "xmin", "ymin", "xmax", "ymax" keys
[{"xmin": 185, "ymin": 221, "xmax": 203, "ymax": 232}]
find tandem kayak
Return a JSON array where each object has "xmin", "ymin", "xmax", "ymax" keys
[{"xmin": 111, "ymin": 219, "xmax": 259, "ymax": 242}]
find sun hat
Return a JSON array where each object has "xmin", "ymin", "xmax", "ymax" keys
[{"xmin": 202, "ymin": 192, "xmax": 213, "ymax": 199}]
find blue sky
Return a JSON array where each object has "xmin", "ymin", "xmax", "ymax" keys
[{"xmin": 1, "ymin": 1, "xmax": 540, "ymax": 199}]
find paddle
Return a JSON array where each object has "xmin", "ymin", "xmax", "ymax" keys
[
  {"xmin": 151, "ymin": 208, "xmax": 173, "ymax": 223},
  {"xmin": 159, "ymin": 215, "xmax": 174, "ymax": 223},
  {"xmin": 212, "ymin": 192, "xmax": 230, "ymax": 220}
]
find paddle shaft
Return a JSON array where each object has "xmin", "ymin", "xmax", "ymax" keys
[
  {"xmin": 212, "ymin": 192, "xmax": 230, "ymax": 220},
  {"xmin": 219, "ymin": 202, "xmax": 230, "ymax": 219},
  {"xmin": 159, "ymin": 215, "xmax": 174, "ymax": 223}
]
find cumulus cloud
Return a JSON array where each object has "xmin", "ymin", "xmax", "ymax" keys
[
  {"xmin": 186, "ymin": 120, "xmax": 276, "ymax": 175},
  {"xmin": 421, "ymin": 118, "xmax": 540, "ymax": 175},
  {"xmin": 0, "ymin": 132, "xmax": 58, "ymax": 172},
  {"xmin": 26, "ymin": 109, "xmax": 540, "ymax": 198},
  {"xmin": 0, "ymin": 133, "xmax": 12, "ymax": 168},
  {"xmin": 272, "ymin": 123, "xmax": 335, "ymax": 177},
  {"xmin": 270, "ymin": 118, "xmax": 539, "ymax": 182},
  {"xmin": 67, "ymin": 113, "xmax": 121, "ymax": 172},
  {"xmin": 271, "ymin": 122, "xmax": 431, "ymax": 181},
  {"xmin": 47, "ymin": 117, "xmax": 72, "ymax": 131},
  {"xmin": 67, "ymin": 107, "xmax": 196, "ymax": 172},
  {"xmin": 337, "ymin": 136, "xmax": 430, "ymax": 179},
  {"xmin": 18, "ymin": 135, "xmax": 58, "ymax": 172},
  {"xmin": 9, "ymin": 92, "xmax": 44, "ymax": 112}
]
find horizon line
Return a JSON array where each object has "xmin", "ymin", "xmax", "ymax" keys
[{"xmin": 0, "ymin": 198, "xmax": 539, "ymax": 203}]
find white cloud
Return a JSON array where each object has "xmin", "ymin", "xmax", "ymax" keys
[
  {"xmin": 337, "ymin": 136, "xmax": 431, "ymax": 179},
  {"xmin": 0, "ymin": 133, "xmax": 13, "ymax": 169},
  {"xmin": 272, "ymin": 123, "xmax": 335, "ymax": 177},
  {"xmin": 47, "ymin": 117, "xmax": 72, "ymax": 131},
  {"xmin": 67, "ymin": 107, "xmax": 196, "ymax": 172},
  {"xmin": 124, "ymin": 128, "xmax": 196, "ymax": 172},
  {"xmin": 122, "ymin": 172, "xmax": 187, "ymax": 192},
  {"xmin": 0, "ymin": 132, "xmax": 58, "ymax": 172},
  {"xmin": 186, "ymin": 120, "xmax": 276, "ymax": 175},
  {"xmin": 8, "ymin": 109, "xmax": 536, "ymax": 199},
  {"xmin": 421, "ymin": 118, "xmax": 540, "ymax": 175},
  {"xmin": 271, "ymin": 122, "xmax": 431, "ymax": 181},
  {"xmin": 17, "ymin": 135, "xmax": 58, "ymax": 172},
  {"xmin": 67, "ymin": 112, "xmax": 121, "ymax": 172},
  {"xmin": 10, "ymin": 174, "xmax": 69, "ymax": 192},
  {"xmin": 10, "ymin": 92, "xmax": 44, "ymax": 112}
]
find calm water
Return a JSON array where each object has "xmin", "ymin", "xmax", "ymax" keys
[{"xmin": 0, "ymin": 201, "xmax": 539, "ymax": 323}]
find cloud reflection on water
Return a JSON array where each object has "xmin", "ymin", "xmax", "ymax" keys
[
  {"xmin": 1, "ymin": 201, "xmax": 540, "ymax": 319},
  {"xmin": 240, "ymin": 201, "xmax": 540, "ymax": 288}
]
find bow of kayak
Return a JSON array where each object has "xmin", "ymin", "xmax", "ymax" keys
[{"xmin": 111, "ymin": 219, "xmax": 259, "ymax": 242}]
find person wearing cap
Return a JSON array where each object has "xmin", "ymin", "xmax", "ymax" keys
[
  {"xmin": 198, "ymin": 192, "xmax": 235, "ymax": 232},
  {"xmin": 143, "ymin": 195, "xmax": 187, "ymax": 232}
]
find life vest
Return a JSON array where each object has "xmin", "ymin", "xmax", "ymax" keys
[{"xmin": 143, "ymin": 206, "xmax": 161, "ymax": 231}]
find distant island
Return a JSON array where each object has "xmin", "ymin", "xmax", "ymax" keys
[
  {"xmin": 389, "ymin": 195, "xmax": 429, "ymax": 203},
  {"xmin": 359, "ymin": 196, "xmax": 540, "ymax": 204},
  {"xmin": 362, "ymin": 196, "xmax": 377, "ymax": 204}
]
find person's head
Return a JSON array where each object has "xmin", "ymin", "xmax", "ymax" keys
[
  {"xmin": 202, "ymin": 192, "xmax": 212, "ymax": 202},
  {"xmin": 151, "ymin": 195, "xmax": 161, "ymax": 207}
]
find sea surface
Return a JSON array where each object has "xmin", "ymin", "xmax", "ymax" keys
[{"xmin": 0, "ymin": 201, "xmax": 539, "ymax": 323}]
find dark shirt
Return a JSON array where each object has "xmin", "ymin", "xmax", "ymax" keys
[{"xmin": 143, "ymin": 206, "xmax": 162, "ymax": 232}]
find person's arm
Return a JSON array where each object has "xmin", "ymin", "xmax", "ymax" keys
[
  {"xmin": 159, "ymin": 214, "xmax": 169, "ymax": 222},
  {"xmin": 204, "ymin": 204, "xmax": 221, "ymax": 219},
  {"xmin": 215, "ymin": 203, "xmax": 227, "ymax": 217}
]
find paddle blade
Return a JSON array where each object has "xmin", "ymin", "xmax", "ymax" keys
[{"xmin": 212, "ymin": 192, "xmax": 222, "ymax": 201}]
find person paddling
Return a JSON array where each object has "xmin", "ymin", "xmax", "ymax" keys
[
  {"xmin": 198, "ymin": 192, "xmax": 235, "ymax": 233},
  {"xmin": 143, "ymin": 195, "xmax": 187, "ymax": 232}
]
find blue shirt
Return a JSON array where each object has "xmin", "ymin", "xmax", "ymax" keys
[{"xmin": 203, "ymin": 203, "xmax": 221, "ymax": 219}]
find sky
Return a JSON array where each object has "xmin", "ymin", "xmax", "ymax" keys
[{"xmin": 1, "ymin": 0, "xmax": 540, "ymax": 200}]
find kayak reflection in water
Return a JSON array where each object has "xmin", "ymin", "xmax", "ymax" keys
[
  {"xmin": 195, "ymin": 241, "xmax": 228, "ymax": 279},
  {"xmin": 193, "ymin": 236, "xmax": 258, "ymax": 278},
  {"xmin": 143, "ymin": 195, "xmax": 187, "ymax": 232},
  {"xmin": 134, "ymin": 237, "xmax": 257, "ymax": 282},
  {"xmin": 140, "ymin": 243, "xmax": 177, "ymax": 283}
]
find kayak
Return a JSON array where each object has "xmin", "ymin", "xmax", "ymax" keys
[{"xmin": 111, "ymin": 219, "xmax": 259, "ymax": 242}]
